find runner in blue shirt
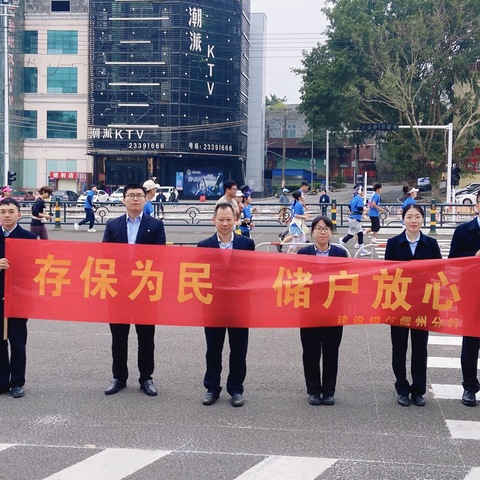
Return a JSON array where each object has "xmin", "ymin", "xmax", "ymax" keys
[
  {"xmin": 401, "ymin": 185, "xmax": 418, "ymax": 209},
  {"xmin": 340, "ymin": 186, "xmax": 370, "ymax": 255},
  {"xmin": 74, "ymin": 185, "xmax": 98, "ymax": 232},
  {"xmin": 364, "ymin": 183, "xmax": 386, "ymax": 243}
]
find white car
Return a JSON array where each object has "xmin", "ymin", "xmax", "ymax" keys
[
  {"xmin": 77, "ymin": 189, "xmax": 110, "ymax": 206},
  {"xmin": 156, "ymin": 186, "xmax": 178, "ymax": 202},
  {"xmin": 109, "ymin": 187, "xmax": 124, "ymax": 204},
  {"xmin": 455, "ymin": 187, "xmax": 480, "ymax": 205},
  {"xmin": 365, "ymin": 186, "xmax": 374, "ymax": 203}
]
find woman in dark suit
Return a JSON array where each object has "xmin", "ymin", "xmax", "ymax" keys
[
  {"xmin": 385, "ymin": 204, "xmax": 441, "ymax": 407},
  {"xmin": 297, "ymin": 215, "xmax": 348, "ymax": 406}
]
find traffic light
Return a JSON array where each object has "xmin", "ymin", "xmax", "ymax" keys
[
  {"xmin": 452, "ymin": 164, "xmax": 461, "ymax": 187},
  {"xmin": 359, "ymin": 123, "xmax": 399, "ymax": 132},
  {"xmin": 7, "ymin": 171, "xmax": 16, "ymax": 185}
]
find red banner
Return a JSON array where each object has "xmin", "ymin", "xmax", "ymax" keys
[{"xmin": 4, "ymin": 239, "xmax": 480, "ymax": 336}]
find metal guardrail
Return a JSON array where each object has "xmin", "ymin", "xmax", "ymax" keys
[{"xmin": 15, "ymin": 200, "xmax": 475, "ymax": 230}]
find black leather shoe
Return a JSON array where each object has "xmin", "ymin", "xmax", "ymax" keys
[
  {"xmin": 397, "ymin": 394, "xmax": 410, "ymax": 406},
  {"xmin": 202, "ymin": 391, "xmax": 219, "ymax": 406},
  {"xmin": 322, "ymin": 395, "xmax": 335, "ymax": 406},
  {"xmin": 231, "ymin": 393, "xmax": 244, "ymax": 407},
  {"xmin": 462, "ymin": 390, "xmax": 477, "ymax": 407},
  {"xmin": 308, "ymin": 394, "xmax": 322, "ymax": 406},
  {"xmin": 10, "ymin": 386, "xmax": 25, "ymax": 398},
  {"xmin": 140, "ymin": 379, "xmax": 157, "ymax": 396},
  {"xmin": 411, "ymin": 394, "xmax": 426, "ymax": 406},
  {"xmin": 105, "ymin": 379, "xmax": 126, "ymax": 395}
]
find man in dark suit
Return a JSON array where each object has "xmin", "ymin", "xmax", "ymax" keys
[
  {"xmin": 0, "ymin": 198, "xmax": 37, "ymax": 398},
  {"xmin": 103, "ymin": 183, "xmax": 166, "ymax": 396},
  {"xmin": 297, "ymin": 215, "xmax": 348, "ymax": 406},
  {"xmin": 449, "ymin": 190, "xmax": 480, "ymax": 407},
  {"xmin": 198, "ymin": 202, "xmax": 255, "ymax": 407}
]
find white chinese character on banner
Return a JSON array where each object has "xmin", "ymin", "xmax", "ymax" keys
[
  {"xmin": 102, "ymin": 128, "xmax": 113, "ymax": 139},
  {"xmin": 91, "ymin": 128, "xmax": 101, "ymax": 139},
  {"xmin": 190, "ymin": 32, "xmax": 202, "ymax": 52}
]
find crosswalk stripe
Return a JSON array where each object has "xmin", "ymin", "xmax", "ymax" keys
[
  {"xmin": 0, "ymin": 444, "xmax": 14, "ymax": 452},
  {"xmin": 465, "ymin": 467, "xmax": 480, "ymax": 480},
  {"xmin": 233, "ymin": 455, "xmax": 337, "ymax": 480},
  {"xmin": 429, "ymin": 336, "xmax": 462, "ymax": 346},
  {"xmin": 43, "ymin": 448, "xmax": 171, "ymax": 480},
  {"xmin": 446, "ymin": 420, "xmax": 480, "ymax": 440},
  {"xmin": 429, "ymin": 357, "xmax": 462, "ymax": 368},
  {"xmin": 431, "ymin": 383, "xmax": 463, "ymax": 399}
]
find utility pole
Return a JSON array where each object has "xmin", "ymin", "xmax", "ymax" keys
[
  {"xmin": 0, "ymin": 0, "xmax": 17, "ymax": 186},
  {"xmin": 281, "ymin": 109, "xmax": 287, "ymax": 188}
]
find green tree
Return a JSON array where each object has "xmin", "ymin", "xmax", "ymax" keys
[
  {"xmin": 265, "ymin": 94, "xmax": 288, "ymax": 110},
  {"xmin": 297, "ymin": 0, "xmax": 480, "ymax": 198}
]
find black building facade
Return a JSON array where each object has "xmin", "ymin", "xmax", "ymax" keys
[{"xmin": 88, "ymin": 0, "xmax": 250, "ymax": 197}]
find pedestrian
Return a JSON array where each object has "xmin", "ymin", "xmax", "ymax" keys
[
  {"xmin": 364, "ymin": 183, "xmax": 385, "ymax": 243},
  {"xmin": 198, "ymin": 202, "xmax": 255, "ymax": 407},
  {"xmin": 340, "ymin": 186, "xmax": 370, "ymax": 256},
  {"xmin": 239, "ymin": 192, "xmax": 255, "ymax": 238},
  {"xmin": 318, "ymin": 189, "xmax": 330, "ymax": 216},
  {"xmin": 215, "ymin": 179, "xmax": 240, "ymax": 220},
  {"xmin": 448, "ymin": 190, "xmax": 480, "ymax": 407},
  {"xmin": 30, "ymin": 186, "xmax": 53, "ymax": 239},
  {"xmin": 0, "ymin": 198, "xmax": 37, "ymax": 398},
  {"xmin": 279, "ymin": 188, "xmax": 290, "ymax": 205},
  {"xmin": 0, "ymin": 186, "xmax": 12, "ymax": 201},
  {"xmin": 287, "ymin": 190, "xmax": 310, "ymax": 253},
  {"xmin": 401, "ymin": 185, "xmax": 418, "ymax": 209},
  {"xmin": 143, "ymin": 179, "xmax": 159, "ymax": 217},
  {"xmin": 297, "ymin": 215, "xmax": 347, "ymax": 406},
  {"xmin": 278, "ymin": 183, "xmax": 309, "ymax": 251},
  {"xmin": 74, "ymin": 184, "xmax": 98, "ymax": 232},
  {"xmin": 102, "ymin": 183, "xmax": 166, "ymax": 396},
  {"xmin": 385, "ymin": 204, "xmax": 441, "ymax": 407}
]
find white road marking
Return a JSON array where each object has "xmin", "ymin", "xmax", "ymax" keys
[
  {"xmin": 429, "ymin": 357, "xmax": 464, "ymax": 369},
  {"xmin": 465, "ymin": 467, "xmax": 480, "ymax": 480},
  {"xmin": 233, "ymin": 455, "xmax": 337, "ymax": 480},
  {"xmin": 446, "ymin": 420, "xmax": 480, "ymax": 440},
  {"xmin": 429, "ymin": 336, "xmax": 462, "ymax": 346},
  {"xmin": 43, "ymin": 448, "xmax": 171, "ymax": 480},
  {"xmin": 0, "ymin": 444, "xmax": 14, "ymax": 452},
  {"xmin": 431, "ymin": 384, "xmax": 464, "ymax": 399}
]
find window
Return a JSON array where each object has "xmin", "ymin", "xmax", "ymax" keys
[
  {"xmin": 23, "ymin": 111, "xmax": 37, "ymax": 139},
  {"xmin": 47, "ymin": 31, "xmax": 78, "ymax": 54},
  {"xmin": 24, "ymin": 68, "xmax": 38, "ymax": 93},
  {"xmin": 24, "ymin": 31, "xmax": 38, "ymax": 54},
  {"xmin": 47, "ymin": 111, "xmax": 77, "ymax": 139},
  {"xmin": 47, "ymin": 67, "xmax": 77, "ymax": 93},
  {"xmin": 51, "ymin": 1, "xmax": 70, "ymax": 12},
  {"xmin": 286, "ymin": 123, "xmax": 297, "ymax": 138}
]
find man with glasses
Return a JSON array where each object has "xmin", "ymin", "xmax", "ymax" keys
[{"xmin": 103, "ymin": 183, "xmax": 166, "ymax": 397}]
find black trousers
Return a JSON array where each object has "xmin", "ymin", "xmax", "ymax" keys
[
  {"xmin": 391, "ymin": 326, "xmax": 428, "ymax": 396},
  {"xmin": 300, "ymin": 326, "xmax": 343, "ymax": 397},
  {"xmin": 0, "ymin": 318, "xmax": 28, "ymax": 389},
  {"xmin": 78, "ymin": 208, "xmax": 95, "ymax": 229},
  {"xmin": 461, "ymin": 336, "xmax": 480, "ymax": 394},
  {"xmin": 204, "ymin": 327, "xmax": 248, "ymax": 396},
  {"xmin": 109, "ymin": 323, "xmax": 155, "ymax": 384}
]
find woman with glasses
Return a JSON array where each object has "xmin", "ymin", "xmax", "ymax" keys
[
  {"xmin": 297, "ymin": 215, "xmax": 348, "ymax": 406},
  {"xmin": 385, "ymin": 204, "xmax": 441, "ymax": 407}
]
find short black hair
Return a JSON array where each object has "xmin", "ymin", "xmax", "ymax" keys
[
  {"xmin": 0, "ymin": 198, "xmax": 21, "ymax": 211},
  {"xmin": 301, "ymin": 181, "xmax": 310, "ymax": 187},
  {"xmin": 373, "ymin": 183, "xmax": 382, "ymax": 191},
  {"xmin": 123, "ymin": 183, "xmax": 146, "ymax": 197},
  {"xmin": 311, "ymin": 215, "xmax": 333, "ymax": 232},
  {"xmin": 223, "ymin": 179, "xmax": 237, "ymax": 193},
  {"xmin": 214, "ymin": 202, "xmax": 235, "ymax": 217},
  {"xmin": 402, "ymin": 203, "xmax": 424, "ymax": 219}
]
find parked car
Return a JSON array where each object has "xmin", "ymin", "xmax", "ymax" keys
[
  {"xmin": 77, "ymin": 189, "xmax": 109, "ymax": 206},
  {"xmin": 156, "ymin": 186, "xmax": 178, "ymax": 202},
  {"xmin": 455, "ymin": 182, "xmax": 480, "ymax": 197},
  {"xmin": 365, "ymin": 185, "xmax": 374, "ymax": 203},
  {"xmin": 417, "ymin": 177, "xmax": 432, "ymax": 192},
  {"xmin": 455, "ymin": 186, "xmax": 480, "ymax": 205},
  {"xmin": 110, "ymin": 187, "xmax": 124, "ymax": 204},
  {"xmin": 10, "ymin": 188, "xmax": 36, "ymax": 202},
  {"xmin": 53, "ymin": 190, "xmax": 79, "ymax": 202}
]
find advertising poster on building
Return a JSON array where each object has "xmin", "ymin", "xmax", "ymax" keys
[{"xmin": 183, "ymin": 169, "xmax": 224, "ymax": 197}]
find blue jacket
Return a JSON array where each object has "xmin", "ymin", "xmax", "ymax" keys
[
  {"xmin": 197, "ymin": 233, "xmax": 255, "ymax": 251},
  {"xmin": 103, "ymin": 214, "xmax": 166, "ymax": 245},
  {"xmin": 385, "ymin": 231, "xmax": 441, "ymax": 261},
  {"xmin": 448, "ymin": 217, "xmax": 480, "ymax": 258}
]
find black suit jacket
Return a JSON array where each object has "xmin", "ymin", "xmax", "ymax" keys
[
  {"xmin": 0, "ymin": 224, "xmax": 37, "ymax": 316},
  {"xmin": 297, "ymin": 244, "xmax": 348, "ymax": 258},
  {"xmin": 448, "ymin": 218, "xmax": 480, "ymax": 258},
  {"xmin": 103, "ymin": 214, "xmax": 166, "ymax": 245},
  {"xmin": 385, "ymin": 230, "xmax": 441, "ymax": 261},
  {"xmin": 197, "ymin": 233, "xmax": 255, "ymax": 251}
]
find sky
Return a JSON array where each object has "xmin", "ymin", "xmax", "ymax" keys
[{"xmin": 250, "ymin": 0, "xmax": 329, "ymax": 104}]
